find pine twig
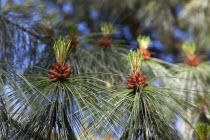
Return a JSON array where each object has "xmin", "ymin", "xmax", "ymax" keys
[
  {"xmin": 0, "ymin": 14, "xmax": 46, "ymax": 41},
  {"xmin": 152, "ymin": 58, "xmax": 179, "ymax": 68}
]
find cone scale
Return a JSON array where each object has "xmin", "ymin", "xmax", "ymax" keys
[{"xmin": 48, "ymin": 62, "xmax": 72, "ymax": 82}]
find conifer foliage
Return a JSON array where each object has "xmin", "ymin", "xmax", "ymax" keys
[{"xmin": 1, "ymin": 1, "xmax": 210, "ymax": 140}]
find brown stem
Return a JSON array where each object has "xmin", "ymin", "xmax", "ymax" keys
[{"xmin": 0, "ymin": 14, "xmax": 46, "ymax": 41}]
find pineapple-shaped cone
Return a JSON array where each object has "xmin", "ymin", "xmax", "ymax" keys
[
  {"xmin": 126, "ymin": 50, "xmax": 148, "ymax": 90},
  {"xmin": 65, "ymin": 36, "xmax": 79, "ymax": 49},
  {"xmin": 127, "ymin": 72, "xmax": 148, "ymax": 89},
  {"xmin": 98, "ymin": 22, "xmax": 115, "ymax": 49},
  {"xmin": 48, "ymin": 62, "xmax": 71, "ymax": 82},
  {"xmin": 182, "ymin": 42, "xmax": 201, "ymax": 66},
  {"xmin": 98, "ymin": 36, "xmax": 112, "ymax": 49},
  {"xmin": 48, "ymin": 37, "xmax": 72, "ymax": 82}
]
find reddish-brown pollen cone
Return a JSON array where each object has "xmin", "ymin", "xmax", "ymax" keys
[
  {"xmin": 186, "ymin": 55, "xmax": 201, "ymax": 66},
  {"xmin": 66, "ymin": 36, "xmax": 79, "ymax": 49},
  {"xmin": 126, "ymin": 72, "xmax": 148, "ymax": 89},
  {"xmin": 140, "ymin": 49, "xmax": 151, "ymax": 60},
  {"xmin": 98, "ymin": 36, "xmax": 112, "ymax": 49},
  {"xmin": 48, "ymin": 62, "xmax": 72, "ymax": 82},
  {"xmin": 70, "ymin": 37, "xmax": 79, "ymax": 49}
]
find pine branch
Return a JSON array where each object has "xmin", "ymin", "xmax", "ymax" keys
[
  {"xmin": 0, "ymin": 14, "xmax": 46, "ymax": 41},
  {"xmin": 152, "ymin": 58, "xmax": 179, "ymax": 68}
]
